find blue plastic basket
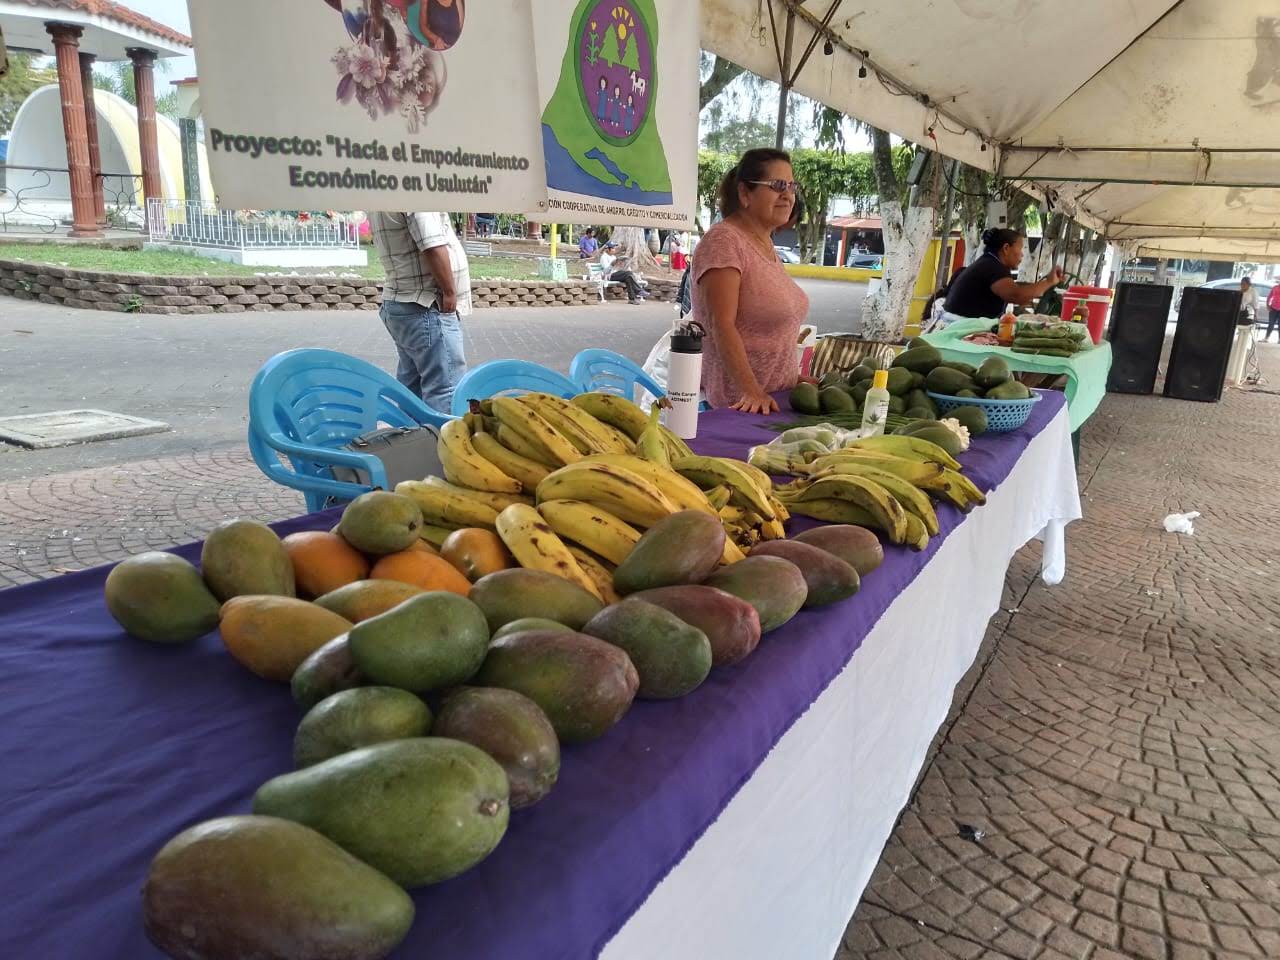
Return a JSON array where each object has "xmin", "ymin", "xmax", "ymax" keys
[{"xmin": 927, "ymin": 390, "xmax": 1042, "ymax": 433}]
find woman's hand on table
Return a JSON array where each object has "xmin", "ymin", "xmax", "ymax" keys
[{"xmin": 731, "ymin": 388, "xmax": 779, "ymax": 415}]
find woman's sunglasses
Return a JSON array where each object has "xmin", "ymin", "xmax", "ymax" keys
[{"xmin": 746, "ymin": 179, "xmax": 801, "ymax": 194}]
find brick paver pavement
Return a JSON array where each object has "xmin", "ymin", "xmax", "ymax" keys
[{"xmin": 1, "ymin": 321, "xmax": 1278, "ymax": 958}]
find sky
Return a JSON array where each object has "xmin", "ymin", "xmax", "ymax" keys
[{"xmin": 120, "ymin": 0, "xmax": 197, "ymax": 80}]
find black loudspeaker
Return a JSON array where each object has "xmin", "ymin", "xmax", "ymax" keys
[
  {"xmin": 1163, "ymin": 287, "xmax": 1242, "ymax": 402},
  {"xmin": 1106, "ymin": 283, "xmax": 1173, "ymax": 394}
]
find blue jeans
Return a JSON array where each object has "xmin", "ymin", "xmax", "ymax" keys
[{"xmin": 380, "ymin": 299, "xmax": 467, "ymax": 414}]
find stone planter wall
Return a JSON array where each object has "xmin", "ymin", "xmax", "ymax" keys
[{"xmin": 0, "ymin": 259, "xmax": 677, "ymax": 315}]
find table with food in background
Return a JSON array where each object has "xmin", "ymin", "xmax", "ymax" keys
[
  {"xmin": 2, "ymin": 387, "xmax": 1080, "ymax": 960},
  {"xmin": 922, "ymin": 317, "xmax": 1114, "ymax": 437}
]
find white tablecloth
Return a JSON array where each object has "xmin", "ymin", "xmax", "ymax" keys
[{"xmin": 604, "ymin": 403, "xmax": 1081, "ymax": 959}]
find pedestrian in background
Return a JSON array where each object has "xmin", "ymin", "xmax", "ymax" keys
[
  {"xmin": 370, "ymin": 211, "xmax": 471, "ymax": 413},
  {"xmin": 1268, "ymin": 282, "xmax": 1280, "ymax": 342},
  {"xmin": 578, "ymin": 228, "xmax": 599, "ymax": 259},
  {"xmin": 1240, "ymin": 276, "xmax": 1259, "ymax": 325}
]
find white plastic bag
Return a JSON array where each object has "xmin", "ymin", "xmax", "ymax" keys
[{"xmin": 1162, "ymin": 511, "xmax": 1200, "ymax": 535}]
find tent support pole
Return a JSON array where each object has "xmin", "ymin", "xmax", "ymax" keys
[{"xmin": 773, "ymin": 6, "xmax": 795, "ymax": 149}]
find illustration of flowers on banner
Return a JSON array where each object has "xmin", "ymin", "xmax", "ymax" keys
[
  {"xmin": 541, "ymin": 0, "xmax": 672, "ymax": 206},
  {"xmin": 324, "ymin": 0, "xmax": 464, "ymax": 132}
]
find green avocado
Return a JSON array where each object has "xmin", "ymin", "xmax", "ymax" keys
[{"xmin": 789, "ymin": 382, "xmax": 821, "ymax": 415}]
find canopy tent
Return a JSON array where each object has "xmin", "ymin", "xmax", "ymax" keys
[{"xmin": 701, "ymin": 0, "xmax": 1280, "ymax": 259}]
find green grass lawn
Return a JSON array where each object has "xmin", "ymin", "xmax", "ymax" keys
[{"xmin": 0, "ymin": 243, "xmax": 542, "ymax": 282}]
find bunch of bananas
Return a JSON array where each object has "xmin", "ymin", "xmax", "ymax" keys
[
  {"xmin": 772, "ymin": 435, "xmax": 985, "ymax": 552},
  {"xmin": 407, "ymin": 391, "xmax": 792, "ymax": 601}
]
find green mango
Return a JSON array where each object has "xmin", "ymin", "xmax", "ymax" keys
[
  {"xmin": 105, "ymin": 552, "xmax": 220, "ymax": 644},
  {"xmin": 143, "ymin": 816, "xmax": 414, "ymax": 960},
  {"xmin": 851, "ymin": 383, "xmax": 869, "ymax": 406},
  {"xmin": 793, "ymin": 525, "xmax": 884, "ymax": 576},
  {"xmin": 974, "ymin": 356, "xmax": 1012, "ymax": 389},
  {"xmin": 293, "ymin": 687, "xmax": 432, "ymax": 768},
  {"xmin": 789, "ymin": 381, "xmax": 821, "ymax": 415},
  {"xmin": 986, "ymin": 379, "xmax": 1032, "ymax": 400},
  {"xmin": 949, "ymin": 405, "xmax": 988, "ymax": 435},
  {"xmin": 200, "ymin": 519, "xmax": 295, "ymax": 602},
  {"xmin": 583, "ymin": 599, "xmax": 713, "ymax": 700},
  {"xmin": 885, "ymin": 367, "xmax": 915, "ymax": 396},
  {"xmin": 348, "ymin": 592, "xmax": 490, "ymax": 693},
  {"xmin": 469, "ymin": 568, "xmax": 604, "ymax": 632},
  {"xmin": 890, "ymin": 345, "xmax": 943, "ymax": 374},
  {"xmin": 253, "ymin": 739, "xmax": 509, "ymax": 888},
  {"xmin": 847, "ymin": 364, "xmax": 876, "ymax": 384},
  {"xmin": 820, "ymin": 386, "xmax": 856, "ymax": 414},
  {"xmin": 336, "ymin": 492, "xmax": 423, "ymax": 557},
  {"xmin": 628, "ymin": 584, "xmax": 762, "ymax": 667},
  {"xmin": 939, "ymin": 360, "xmax": 979, "ymax": 378},
  {"xmin": 749, "ymin": 540, "xmax": 859, "ymax": 607},
  {"xmin": 887, "ymin": 395, "xmax": 907, "ymax": 415},
  {"xmin": 292, "ymin": 634, "xmax": 365, "ymax": 710},
  {"xmin": 613, "ymin": 510, "xmax": 726, "ymax": 595},
  {"xmin": 905, "ymin": 406, "xmax": 937, "ymax": 420},
  {"xmin": 925, "ymin": 366, "xmax": 975, "ymax": 396},
  {"xmin": 432, "ymin": 687, "xmax": 560, "ymax": 810},
  {"xmin": 491, "ymin": 618, "xmax": 572, "ymax": 642},
  {"xmin": 475, "ymin": 629, "xmax": 639, "ymax": 742},
  {"xmin": 956, "ymin": 389, "xmax": 980, "ymax": 398},
  {"xmin": 703, "ymin": 555, "xmax": 808, "ymax": 632}
]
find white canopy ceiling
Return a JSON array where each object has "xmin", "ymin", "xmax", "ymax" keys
[{"xmin": 701, "ymin": 0, "xmax": 1280, "ymax": 259}]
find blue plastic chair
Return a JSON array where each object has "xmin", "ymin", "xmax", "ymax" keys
[
  {"xmin": 569, "ymin": 348, "xmax": 665, "ymax": 401},
  {"xmin": 449, "ymin": 360, "xmax": 579, "ymax": 416},
  {"xmin": 248, "ymin": 348, "xmax": 453, "ymax": 513}
]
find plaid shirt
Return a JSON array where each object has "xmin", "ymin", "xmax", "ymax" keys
[{"xmin": 370, "ymin": 212, "xmax": 472, "ymax": 315}]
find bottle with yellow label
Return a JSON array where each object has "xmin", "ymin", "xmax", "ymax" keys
[{"xmin": 860, "ymin": 368, "xmax": 891, "ymax": 437}]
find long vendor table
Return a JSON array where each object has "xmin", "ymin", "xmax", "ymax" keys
[{"xmin": 2, "ymin": 392, "xmax": 1080, "ymax": 960}]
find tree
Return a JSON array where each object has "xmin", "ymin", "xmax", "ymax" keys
[
  {"xmin": 93, "ymin": 61, "xmax": 181, "ymax": 121},
  {"xmin": 790, "ymin": 148, "xmax": 874, "ymax": 264},
  {"xmin": 701, "ymin": 117, "xmax": 775, "ymax": 156},
  {"xmin": 696, "ymin": 149, "xmax": 735, "ymax": 231},
  {"xmin": 860, "ymin": 130, "xmax": 944, "ymax": 341},
  {"xmin": 700, "ymin": 54, "xmax": 745, "ymax": 112},
  {"xmin": 621, "ymin": 33, "xmax": 640, "ymax": 72},
  {"xmin": 0, "ymin": 53, "xmax": 56, "ymax": 137},
  {"xmin": 601, "ymin": 25, "xmax": 622, "ymax": 67}
]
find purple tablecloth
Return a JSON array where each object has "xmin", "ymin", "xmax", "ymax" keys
[{"xmin": 1, "ymin": 392, "xmax": 1065, "ymax": 959}]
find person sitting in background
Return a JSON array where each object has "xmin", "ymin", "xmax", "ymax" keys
[
  {"xmin": 578, "ymin": 229, "xmax": 599, "ymax": 259},
  {"xmin": 474, "ymin": 213, "xmax": 496, "ymax": 238},
  {"xmin": 692, "ymin": 147, "xmax": 810, "ymax": 413},
  {"xmin": 599, "ymin": 241, "xmax": 647, "ymax": 304},
  {"xmin": 944, "ymin": 227, "xmax": 1063, "ymax": 321},
  {"xmin": 1240, "ymin": 276, "xmax": 1259, "ymax": 325}
]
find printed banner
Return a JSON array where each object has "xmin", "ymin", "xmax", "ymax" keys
[
  {"xmin": 532, "ymin": 0, "xmax": 698, "ymax": 228},
  {"xmin": 187, "ymin": 0, "xmax": 546, "ymax": 212}
]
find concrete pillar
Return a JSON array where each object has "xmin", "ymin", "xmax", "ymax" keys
[
  {"xmin": 45, "ymin": 23, "xmax": 102, "ymax": 238},
  {"xmin": 128, "ymin": 48, "xmax": 163, "ymax": 221},
  {"xmin": 78, "ymin": 52, "xmax": 107, "ymax": 227},
  {"xmin": 178, "ymin": 118, "xmax": 201, "ymax": 204}
]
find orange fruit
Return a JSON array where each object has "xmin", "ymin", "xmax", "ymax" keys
[
  {"xmin": 282, "ymin": 531, "xmax": 370, "ymax": 599},
  {"xmin": 440, "ymin": 528, "xmax": 516, "ymax": 583},
  {"xmin": 369, "ymin": 549, "xmax": 472, "ymax": 596},
  {"xmin": 405, "ymin": 539, "xmax": 440, "ymax": 555}
]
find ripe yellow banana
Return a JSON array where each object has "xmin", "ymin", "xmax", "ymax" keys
[
  {"xmin": 782, "ymin": 475, "xmax": 907, "ymax": 543},
  {"xmin": 671, "ymin": 455, "xmax": 775, "ymax": 521},
  {"xmin": 471, "ymin": 429, "xmax": 551, "ymax": 490},
  {"xmin": 717, "ymin": 504, "xmax": 759, "ymax": 526},
  {"xmin": 494, "ymin": 504, "xmax": 601, "ymax": 599},
  {"xmin": 759, "ymin": 515, "xmax": 787, "ymax": 541},
  {"xmin": 536, "ymin": 461, "xmax": 678, "ymax": 528},
  {"xmin": 902, "ymin": 512, "xmax": 930, "ymax": 551},
  {"xmin": 804, "ymin": 463, "xmax": 939, "ymax": 536},
  {"xmin": 570, "ymin": 391, "xmax": 650, "ymax": 440},
  {"xmin": 536, "ymin": 498, "xmax": 641, "ymax": 566},
  {"xmin": 658, "ymin": 425, "xmax": 694, "ymax": 461},
  {"xmin": 783, "ymin": 498, "xmax": 906, "ymax": 545},
  {"xmin": 563, "ymin": 543, "xmax": 622, "ymax": 604},
  {"xmin": 704, "ymin": 485, "xmax": 732, "ymax": 510},
  {"xmin": 636, "ymin": 400, "xmax": 670, "ymax": 465},
  {"xmin": 846, "ymin": 435, "xmax": 962, "ymax": 470},
  {"xmin": 581, "ymin": 453, "xmax": 716, "ymax": 516},
  {"xmin": 518, "ymin": 394, "xmax": 606, "ymax": 455},
  {"xmin": 437, "ymin": 418, "xmax": 523, "ymax": 494},
  {"xmin": 721, "ymin": 536, "xmax": 747, "ymax": 563},
  {"xmin": 812, "ymin": 454, "xmax": 945, "ymax": 487},
  {"xmin": 394, "ymin": 480, "xmax": 500, "ymax": 529},
  {"xmin": 767, "ymin": 493, "xmax": 791, "ymax": 522},
  {"xmin": 422, "ymin": 475, "xmax": 533, "ymax": 513},
  {"xmin": 523, "ymin": 393, "xmax": 632, "ymax": 454},
  {"xmin": 942, "ymin": 468, "xmax": 986, "ymax": 507},
  {"xmin": 491, "ymin": 396, "xmax": 581, "ymax": 467},
  {"xmin": 496, "ymin": 423, "xmax": 557, "ymax": 468}
]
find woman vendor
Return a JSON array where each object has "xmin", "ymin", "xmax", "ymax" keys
[
  {"xmin": 692, "ymin": 148, "xmax": 810, "ymax": 414},
  {"xmin": 944, "ymin": 228, "xmax": 1064, "ymax": 321}
]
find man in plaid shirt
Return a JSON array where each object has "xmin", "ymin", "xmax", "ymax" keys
[{"xmin": 370, "ymin": 211, "xmax": 472, "ymax": 413}]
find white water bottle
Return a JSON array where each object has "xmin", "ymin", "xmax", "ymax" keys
[{"xmin": 664, "ymin": 322, "xmax": 703, "ymax": 439}]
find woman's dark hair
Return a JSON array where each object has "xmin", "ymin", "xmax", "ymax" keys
[
  {"xmin": 982, "ymin": 227, "xmax": 1023, "ymax": 255},
  {"xmin": 718, "ymin": 147, "xmax": 792, "ymax": 217}
]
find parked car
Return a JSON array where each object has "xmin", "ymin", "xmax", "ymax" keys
[
  {"xmin": 774, "ymin": 246, "xmax": 801, "ymax": 264},
  {"xmin": 846, "ymin": 253, "xmax": 884, "ymax": 270},
  {"xmin": 1200, "ymin": 278, "xmax": 1273, "ymax": 327}
]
